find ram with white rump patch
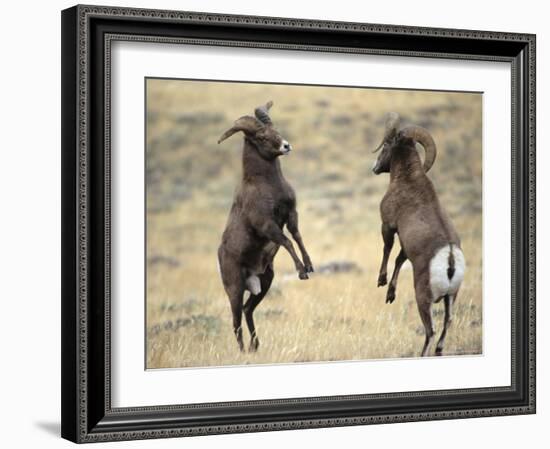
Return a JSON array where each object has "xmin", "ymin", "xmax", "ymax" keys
[
  {"xmin": 217, "ymin": 101, "xmax": 314, "ymax": 352},
  {"xmin": 372, "ymin": 112, "xmax": 466, "ymax": 357}
]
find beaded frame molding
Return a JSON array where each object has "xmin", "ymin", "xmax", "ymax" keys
[{"xmin": 61, "ymin": 4, "xmax": 536, "ymax": 443}]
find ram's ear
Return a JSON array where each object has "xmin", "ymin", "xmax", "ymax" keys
[{"xmin": 218, "ymin": 116, "xmax": 264, "ymax": 144}]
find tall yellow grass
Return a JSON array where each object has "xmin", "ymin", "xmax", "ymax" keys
[{"xmin": 146, "ymin": 79, "xmax": 482, "ymax": 368}]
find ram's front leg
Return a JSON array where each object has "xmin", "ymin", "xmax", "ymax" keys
[
  {"xmin": 287, "ymin": 210, "xmax": 314, "ymax": 273},
  {"xmin": 386, "ymin": 248, "xmax": 407, "ymax": 303},
  {"xmin": 258, "ymin": 219, "xmax": 309, "ymax": 280},
  {"xmin": 377, "ymin": 222, "xmax": 396, "ymax": 287}
]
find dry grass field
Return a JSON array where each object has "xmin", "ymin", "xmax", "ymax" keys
[{"xmin": 145, "ymin": 79, "xmax": 482, "ymax": 369}]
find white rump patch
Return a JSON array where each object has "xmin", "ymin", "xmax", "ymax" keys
[
  {"xmin": 245, "ymin": 275, "xmax": 262, "ymax": 295},
  {"xmin": 429, "ymin": 245, "xmax": 466, "ymax": 301}
]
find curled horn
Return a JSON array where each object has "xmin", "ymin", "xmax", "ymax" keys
[
  {"xmin": 218, "ymin": 116, "xmax": 264, "ymax": 144},
  {"xmin": 372, "ymin": 112, "xmax": 400, "ymax": 153},
  {"xmin": 254, "ymin": 100, "xmax": 274, "ymax": 125},
  {"xmin": 400, "ymin": 125, "xmax": 437, "ymax": 172}
]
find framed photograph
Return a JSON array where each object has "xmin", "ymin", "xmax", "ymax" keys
[{"xmin": 61, "ymin": 4, "xmax": 536, "ymax": 443}]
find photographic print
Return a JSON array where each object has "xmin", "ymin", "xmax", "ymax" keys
[{"xmin": 145, "ymin": 78, "xmax": 482, "ymax": 369}]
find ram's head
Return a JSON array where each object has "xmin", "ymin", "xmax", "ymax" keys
[
  {"xmin": 372, "ymin": 112, "xmax": 437, "ymax": 175},
  {"xmin": 218, "ymin": 101, "xmax": 292, "ymax": 160}
]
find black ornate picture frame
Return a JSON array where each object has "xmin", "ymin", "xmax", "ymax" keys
[{"xmin": 61, "ymin": 4, "xmax": 536, "ymax": 443}]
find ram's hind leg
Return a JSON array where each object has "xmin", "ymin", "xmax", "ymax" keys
[
  {"xmin": 243, "ymin": 264, "xmax": 274, "ymax": 352},
  {"xmin": 417, "ymin": 299, "xmax": 435, "ymax": 357},
  {"xmin": 435, "ymin": 292, "xmax": 457, "ymax": 356},
  {"xmin": 411, "ymin": 268, "xmax": 437, "ymax": 357},
  {"xmin": 414, "ymin": 277, "xmax": 435, "ymax": 357},
  {"xmin": 218, "ymin": 248, "xmax": 246, "ymax": 352}
]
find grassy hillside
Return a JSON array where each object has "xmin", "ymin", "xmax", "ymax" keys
[{"xmin": 145, "ymin": 79, "xmax": 482, "ymax": 368}]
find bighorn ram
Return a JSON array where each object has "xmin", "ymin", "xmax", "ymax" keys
[
  {"xmin": 217, "ymin": 101, "xmax": 314, "ymax": 352},
  {"xmin": 372, "ymin": 112, "xmax": 466, "ymax": 357}
]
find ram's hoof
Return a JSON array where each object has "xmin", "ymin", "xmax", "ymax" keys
[
  {"xmin": 299, "ymin": 272, "xmax": 309, "ymax": 280},
  {"xmin": 249, "ymin": 338, "xmax": 259, "ymax": 352},
  {"xmin": 386, "ymin": 287, "xmax": 396, "ymax": 304},
  {"xmin": 377, "ymin": 274, "xmax": 387, "ymax": 287}
]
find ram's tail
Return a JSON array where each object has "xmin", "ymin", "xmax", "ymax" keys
[
  {"xmin": 429, "ymin": 244, "xmax": 465, "ymax": 301},
  {"xmin": 447, "ymin": 244, "xmax": 456, "ymax": 280}
]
